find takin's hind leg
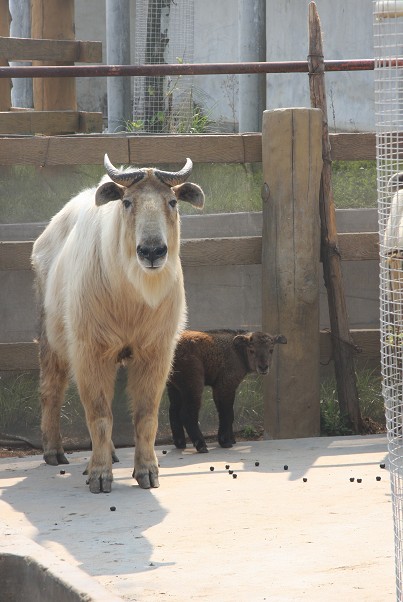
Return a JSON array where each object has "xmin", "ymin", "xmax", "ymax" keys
[{"xmin": 39, "ymin": 337, "xmax": 69, "ymax": 466}]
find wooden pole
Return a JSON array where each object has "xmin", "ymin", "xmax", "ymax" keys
[
  {"xmin": 262, "ymin": 107, "xmax": 323, "ymax": 439},
  {"xmin": 31, "ymin": 0, "xmax": 76, "ymax": 111},
  {"xmin": 308, "ymin": 1, "xmax": 364, "ymax": 433},
  {"xmin": 0, "ymin": 0, "xmax": 11, "ymax": 111}
]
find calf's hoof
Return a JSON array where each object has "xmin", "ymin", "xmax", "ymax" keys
[
  {"xmin": 44, "ymin": 450, "xmax": 69, "ymax": 466},
  {"xmin": 132, "ymin": 466, "xmax": 160, "ymax": 489},
  {"xmin": 173, "ymin": 440, "xmax": 187, "ymax": 450},
  {"xmin": 196, "ymin": 444, "xmax": 208, "ymax": 453},
  {"xmin": 218, "ymin": 439, "xmax": 233, "ymax": 449}
]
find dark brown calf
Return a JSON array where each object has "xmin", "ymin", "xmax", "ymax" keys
[{"xmin": 167, "ymin": 329, "xmax": 287, "ymax": 453}]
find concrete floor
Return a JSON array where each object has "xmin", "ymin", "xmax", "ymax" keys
[{"xmin": 0, "ymin": 435, "xmax": 396, "ymax": 601}]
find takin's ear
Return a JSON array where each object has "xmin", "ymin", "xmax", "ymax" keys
[
  {"xmin": 274, "ymin": 334, "xmax": 287, "ymax": 345},
  {"xmin": 233, "ymin": 333, "xmax": 252, "ymax": 348},
  {"xmin": 172, "ymin": 182, "xmax": 205, "ymax": 209},
  {"xmin": 95, "ymin": 181, "xmax": 125, "ymax": 206}
]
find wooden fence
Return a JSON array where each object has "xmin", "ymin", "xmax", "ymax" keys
[
  {"xmin": 0, "ymin": 123, "xmax": 381, "ymax": 438},
  {"xmin": 0, "ymin": 0, "xmax": 103, "ymax": 134}
]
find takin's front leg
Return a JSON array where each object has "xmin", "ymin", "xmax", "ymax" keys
[
  {"xmin": 39, "ymin": 335, "xmax": 69, "ymax": 466},
  {"xmin": 75, "ymin": 358, "xmax": 117, "ymax": 493},
  {"xmin": 127, "ymin": 359, "xmax": 169, "ymax": 489}
]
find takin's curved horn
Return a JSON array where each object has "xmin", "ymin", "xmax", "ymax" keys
[
  {"xmin": 104, "ymin": 154, "xmax": 145, "ymax": 187},
  {"xmin": 154, "ymin": 158, "xmax": 193, "ymax": 186}
]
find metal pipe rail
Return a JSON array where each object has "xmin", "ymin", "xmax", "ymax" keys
[{"xmin": 0, "ymin": 58, "xmax": 396, "ymax": 79}]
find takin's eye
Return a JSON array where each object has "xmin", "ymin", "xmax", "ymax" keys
[
  {"xmin": 169, "ymin": 198, "xmax": 177, "ymax": 208},
  {"xmin": 123, "ymin": 199, "xmax": 132, "ymax": 209}
]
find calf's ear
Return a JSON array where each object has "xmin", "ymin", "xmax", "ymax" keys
[
  {"xmin": 233, "ymin": 333, "xmax": 251, "ymax": 348},
  {"xmin": 95, "ymin": 181, "xmax": 125, "ymax": 206},
  {"xmin": 274, "ymin": 334, "xmax": 287, "ymax": 345},
  {"xmin": 172, "ymin": 182, "xmax": 205, "ymax": 209}
]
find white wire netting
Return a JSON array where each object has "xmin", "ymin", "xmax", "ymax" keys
[
  {"xmin": 374, "ymin": 1, "xmax": 403, "ymax": 598},
  {"xmin": 132, "ymin": 0, "xmax": 216, "ymax": 134}
]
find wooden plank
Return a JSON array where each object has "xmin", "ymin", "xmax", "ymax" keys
[
  {"xmin": 0, "ymin": 37, "xmax": 102, "ymax": 63},
  {"xmin": 0, "ymin": 234, "xmax": 381, "ymax": 272},
  {"xmin": 330, "ymin": 132, "xmax": 375, "ymax": 161},
  {"xmin": 320, "ymin": 328, "xmax": 380, "ymax": 365},
  {"xmin": 261, "ymin": 107, "xmax": 323, "ymax": 439},
  {"xmin": 0, "ymin": 330, "xmax": 381, "ymax": 372},
  {"xmin": 0, "ymin": 342, "xmax": 38, "ymax": 371},
  {"xmin": 0, "ymin": 241, "xmax": 33, "ymax": 270},
  {"xmin": 180, "ymin": 236, "xmax": 262, "ymax": 266},
  {"xmin": 0, "ymin": 132, "xmax": 376, "ymax": 166},
  {"xmin": 128, "ymin": 134, "xmax": 261, "ymax": 164},
  {"xmin": 0, "ymin": 110, "xmax": 103, "ymax": 135},
  {"xmin": 338, "ymin": 232, "xmax": 379, "ymax": 260}
]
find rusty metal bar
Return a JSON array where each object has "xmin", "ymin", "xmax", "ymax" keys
[{"xmin": 0, "ymin": 58, "xmax": 395, "ymax": 79}]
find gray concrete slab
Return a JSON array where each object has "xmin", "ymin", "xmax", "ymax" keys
[{"xmin": 0, "ymin": 436, "xmax": 396, "ymax": 601}]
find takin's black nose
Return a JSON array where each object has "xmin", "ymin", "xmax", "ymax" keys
[{"xmin": 137, "ymin": 243, "xmax": 168, "ymax": 267}]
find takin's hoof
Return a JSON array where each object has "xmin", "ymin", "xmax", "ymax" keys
[
  {"xmin": 43, "ymin": 451, "xmax": 69, "ymax": 466},
  {"xmin": 85, "ymin": 470, "xmax": 113, "ymax": 494},
  {"xmin": 132, "ymin": 467, "xmax": 160, "ymax": 489},
  {"xmin": 112, "ymin": 451, "xmax": 120, "ymax": 463}
]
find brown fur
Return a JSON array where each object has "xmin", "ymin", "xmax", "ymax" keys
[
  {"xmin": 167, "ymin": 329, "xmax": 287, "ymax": 452},
  {"xmin": 31, "ymin": 163, "xmax": 204, "ymax": 492}
]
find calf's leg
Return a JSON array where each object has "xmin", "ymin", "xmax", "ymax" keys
[
  {"xmin": 167, "ymin": 383, "xmax": 187, "ymax": 449},
  {"xmin": 39, "ymin": 335, "xmax": 69, "ymax": 466},
  {"xmin": 213, "ymin": 386, "xmax": 236, "ymax": 448}
]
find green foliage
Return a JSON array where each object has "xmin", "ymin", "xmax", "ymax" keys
[
  {"xmin": 320, "ymin": 368, "xmax": 385, "ymax": 436},
  {"xmin": 332, "ymin": 160, "xmax": 377, "ymax": 209}
]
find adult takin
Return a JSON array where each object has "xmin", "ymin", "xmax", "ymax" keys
[
  {"xmin": 31, "ymin": 155, "xmax": 204, "ymax": 493},
  {"xmin": 167, "ymin": 329, "xmax": 287, "ymax": 453}
]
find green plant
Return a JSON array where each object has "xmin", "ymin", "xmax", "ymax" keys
[{"xmin": 320, "ymin": 368, "xmax": 385, "ymax": 436}]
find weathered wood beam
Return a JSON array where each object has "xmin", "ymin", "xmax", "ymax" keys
[{"xmin": 308, "ymin": 1, "xmax": 364, "ymax": 433}]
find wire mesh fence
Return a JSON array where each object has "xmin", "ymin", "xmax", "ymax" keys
[{"xmin": 374, "ymin": 1, "xmax": 403, "ymax": 598}]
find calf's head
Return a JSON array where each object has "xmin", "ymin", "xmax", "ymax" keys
[
  {"xmin": 234, "ymin": 331, "xmax": 287, "ymax": 375},
  {"xmin": 95, "ymin": 154, "xmax": 204, "ymax": 272}
]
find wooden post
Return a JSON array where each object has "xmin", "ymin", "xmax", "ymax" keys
[
  {"xmin": 262, "ymin": 108, "xmax": 323, "ymax": 439},
  {"xmin": 308, "ymin": 1, "xmax": 364, "ymax": 433},
  {"xmin": 0, "ymin": 0, "xmax": 11, "ymax": 111},
  {"xmin": 31, "ymin": 0, "xmax": 77, "ymax": 111}
]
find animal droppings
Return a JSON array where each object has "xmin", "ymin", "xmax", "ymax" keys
[
  {"xmin": 162, "ymin": 450, "xmax": 167, "ymax": 455},
  {"xmin": 380, "ymin": 463, "xmax": 386, "ymax": 469},
  {"xmin": 60, "ymin": 470, "xmax": 65, "ymax": 475},
  {"xmin": 357, "ymin": 478, "xmax": 362, "ymax": 483},
  {"xmin": 283, "ymin": 465, "xmax": 288, "ymax": 471},
  {"xmin": 232, "ymin": 473, "xmax": 237, "ymax": 479},
  {"xmin": 255, "ymin": 461, "xmax": 260, "ymax": 467},
  {"xmin": 376, "ymin": 476, "xmax": 381, "ymax": 481},
  {"xmin": 350, "ymin": 477, "xmax": 355, "ymax": 482},
  {"xmin": 229, "ymin": 470, "xmax": 234, "ymax": 475},
  {"xmin": 302, "ymin": 477, "xmax": 307, "ymax": 482},
  {"xmin": 110, "ymin": 506, "xmax": 116, "ymax": 512},
  {"xmin": 210, "ymin": 466, "xmax": 214, "ymax": 471},
  {"xmin": 225, "ymin": 464, "xmax": 230, "ymax": 470}
]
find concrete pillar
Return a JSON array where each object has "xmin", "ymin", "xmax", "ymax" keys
[
  {"xmin": 106, "ymin": 0, "xmax": 131, "ymax": 132},
  {"xmin": 238, "ymin": 0, "xmax": 266, "ymax": 132},
  {"xmin": 10, "ymin": 0, "xmax": 33, "ymax": 108}
]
